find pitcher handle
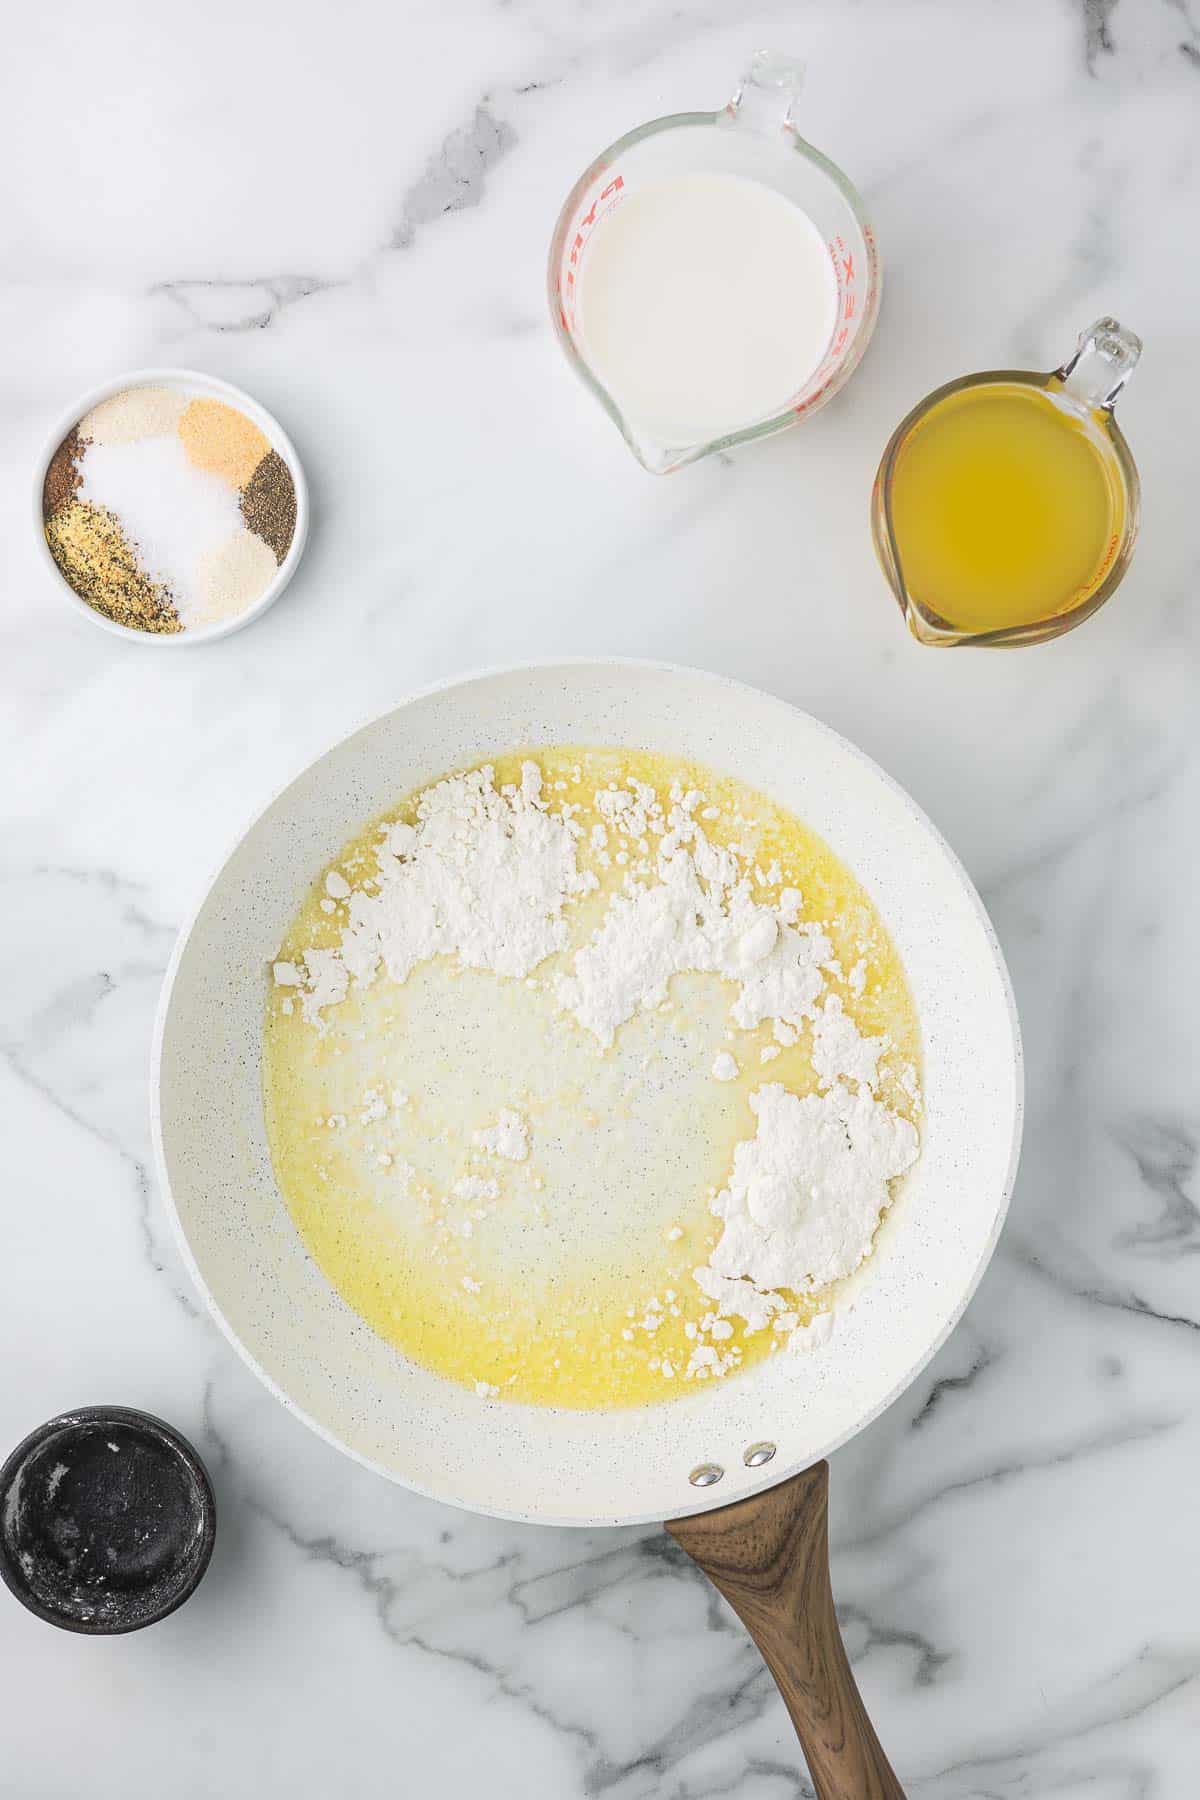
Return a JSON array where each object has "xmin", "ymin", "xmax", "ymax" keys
[
  {"xmin": 1056, "ymin": 317, "xmax": 1142, "ymax": 411},
  {"xmin": 725, "ymin": 50, "xmax": 805, "ymax": 135}
]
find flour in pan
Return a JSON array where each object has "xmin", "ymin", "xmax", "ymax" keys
[
  {"xmin": 553, "ymin": 784, "xmax": 828, "ymax": 1045},
  {"xmin": 694, "ymin": 1081, "xmax": 917, "ymax": 1330},
  {"xmin": 474, "ymin": 1110, "xmax": 531, "ymax": 1161},
  {"xmin": 281, "ymin": 763, "xmax": 596, "ymax": 1029},
  {"xmin": 269, "ymin": 752, "xmax": 922, "ymax": 1401}
]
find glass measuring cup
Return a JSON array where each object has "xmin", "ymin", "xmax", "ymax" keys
[
  {"xmin": 548, "ymin": 51, "xmax": 879, "ymax": 474},
  {"xmin": 872, "ymin": 319, "xmax": 1142, "ymax": 647}
]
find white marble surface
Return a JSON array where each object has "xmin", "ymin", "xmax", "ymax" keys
[{"xmin": 3, "ymin": 0, "xmax": 1199, "ymax": 1792}]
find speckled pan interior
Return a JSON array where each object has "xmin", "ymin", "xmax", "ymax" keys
[{"xmin": 152, "ymin": 661, "xmax": 1022, "ymax": 1528}]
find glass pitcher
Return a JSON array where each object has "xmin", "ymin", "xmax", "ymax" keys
[
  {"xmin": 548, "ymin": 51, "xmax": 879, "ymax": 474},
  {"xmin": 871, "ymin": 319, "xmax": 1142, "ymax": 647}
]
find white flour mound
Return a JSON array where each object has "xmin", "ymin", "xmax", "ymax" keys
[
  {"xmin": 474, "ymin": 1109, "xmax": 530, "ymax": 1162},
  {"xmin": 554, "ymin": 785, "xmax": 831, "ymax": 1048},
  {"xmin": 699, "ymin": 1082, "xmax": 919, "ymax": 1322},
  {"xmin": 281, "ymin": 763, "xmax": 596, "ymax": 1029}
]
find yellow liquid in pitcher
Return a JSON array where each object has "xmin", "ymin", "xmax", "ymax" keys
[{"xmin": 888, "ymin": 383, "xmax": 1124, "ymax": 634}]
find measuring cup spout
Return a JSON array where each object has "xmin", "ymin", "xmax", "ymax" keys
[
  {"xmin": 625, "ymin": 430, "xmax": 695, "ymax": 476},
  {"xmin": 1055, "ymin": 318, "xmax": 1142, "ymax": 412}
]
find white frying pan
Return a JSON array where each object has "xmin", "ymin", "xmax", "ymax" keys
[{"xmin": 153, "ymin": 661, "xmax": 1022, "ymax": 1798}]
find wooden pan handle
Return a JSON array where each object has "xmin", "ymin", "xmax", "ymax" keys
[{"xmin": 667, "ymin": 1461, "xmax": 905, "ymax": 1799}]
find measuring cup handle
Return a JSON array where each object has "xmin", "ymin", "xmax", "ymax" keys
[
  {"xmin": 668, "ymin": 1462, "xmax": 907, "ymax": 1800},
  {"xmin": 1056, "ymin": 318, "xmax": 1142, "ymax": 411},
  {"xmin": 725, "ymin": 50, "xmax": 805, "ymax": 134}
]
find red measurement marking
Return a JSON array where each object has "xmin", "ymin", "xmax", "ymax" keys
[
  {"xmin": 1096, "ymin": 532, "xmax": 1121, "ymax": 580},
  {"xmin": 793, "ymin": 373, "xmax": 836, "ymax": 416},
  {"xmin": 560, "ymin": 177, "xmax": 626, "ymax": 325}
]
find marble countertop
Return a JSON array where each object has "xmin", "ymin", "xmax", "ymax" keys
[{"xmin": 4, "ymin": 1, "xmax": 1199, "ymax": 1793}]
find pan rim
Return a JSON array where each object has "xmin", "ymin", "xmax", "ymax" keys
[{"xmin": 151, "ymin": 656, "xmax": 1024, "ymax": 1528}]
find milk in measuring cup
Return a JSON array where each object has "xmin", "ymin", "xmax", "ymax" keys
[{"xmin": 577, "ymin": 172, "xmax": 838, "ymax": 447}]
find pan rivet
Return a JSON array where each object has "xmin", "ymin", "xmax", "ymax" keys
[
  {"xmin": 743, "ymin": 1441, "xmax": 777, "ymax": 1468},
  {"xmin": 688, "ymin": 1463, "xmax": 724, "ymax": 1488}
]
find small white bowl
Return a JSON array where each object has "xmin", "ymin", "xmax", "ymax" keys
[{"xmin": 34, "ymin": 366, "xmax": 310, "ymax": 647}]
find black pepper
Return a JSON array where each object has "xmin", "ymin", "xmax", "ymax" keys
[{"xmin": 240, "ymin": 450, "xmax": 297, "ymax": 563}]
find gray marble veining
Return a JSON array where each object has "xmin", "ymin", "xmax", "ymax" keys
[{"xmin": 2, "ymin": 0, "xmax": 1199, "ymax": 1794}]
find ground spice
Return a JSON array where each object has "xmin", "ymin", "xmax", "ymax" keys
[
  {"xmin": 42, "ymin": 429, "xmax": 83, "ymax": 518},
  {"xmin": 45, "ymin": 501, "xmax": 182, "ymax": 633},
  {"xmin": 79, "ymin": 386, "xmax": 185, "ymax": 445},
  {"xmin": 178, "ymin": 398, "xmax": 270, "ymax": 488},
  {"xmin": 196, "ymin": 527, "xmax": 277, "ymax": 623},
  {"xmin": 239, "ymin": 450, "xmax": 297, "ymax": 562}
]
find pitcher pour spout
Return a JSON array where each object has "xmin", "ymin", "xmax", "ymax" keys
[
  {"xmin": 1055, "ymin": 318, "xmax": 1142, "ymax": 413},
  {"xmin": 622, "ymin": 425, "xmax": 705, "ymax": 477}
]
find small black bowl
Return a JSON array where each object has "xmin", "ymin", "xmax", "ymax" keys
[{"xmin": 0, "ymin": 1407, "xmax": 216, "ymax": 1634}]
